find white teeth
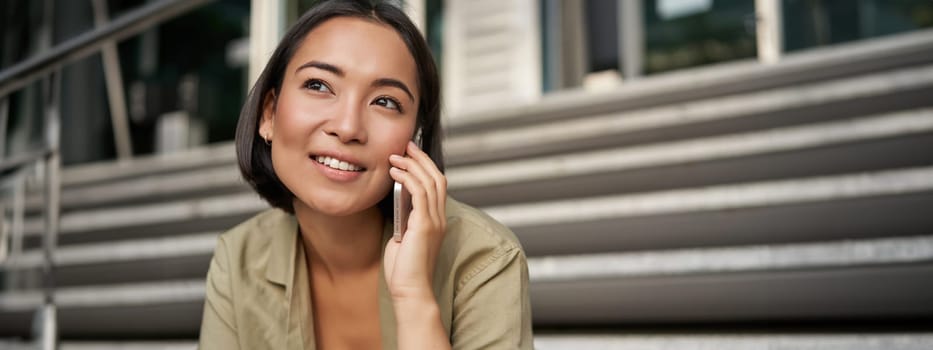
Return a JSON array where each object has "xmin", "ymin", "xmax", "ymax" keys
[{"xmin": 314, "ymin": 155, "xmax": 362, "ymax": 171}]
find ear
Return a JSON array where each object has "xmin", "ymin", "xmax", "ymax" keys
[
  {"xmin": 413, "ymin": 126, "xmax": 423, "ymax": 148},
  {"xmin": 258, "ymin": 91, "xmax": 277, "ymax": 141}
]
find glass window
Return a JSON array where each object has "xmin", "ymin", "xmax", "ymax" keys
[
  {"xmin": 541, "ymin": 0, "xmax": 759, "ymax": 92},
  {"xmin": 783, "ymin": 0, "xmax": 933, "ymax": 52},
  {"xmin": 540, "ymin": 0, "xmax": 621, "ymax": 91},
  {"xmin": 643, "ymin": 0, "xmax": 757, "ymax": 75}
]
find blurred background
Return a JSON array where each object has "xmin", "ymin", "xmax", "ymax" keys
[{"xmin": 2, "ymin": 0, "xmax": 933, "ymax": 349}]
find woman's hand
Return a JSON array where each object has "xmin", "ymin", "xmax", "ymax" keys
[
  {"xmin": 385, "ymin": 140, "xmax": 447, "ymax": 302},
  {"xmin": 385, "ymin": 141, "xmax": 453, "ymax": 350}
]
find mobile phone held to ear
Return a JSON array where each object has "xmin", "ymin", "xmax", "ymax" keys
[
  {"xmin": 393, "ymin": 129, "xmax": 422, "ymax": 242},
  {"xmin": 393, "ymin": 181, "xmax": 411, "ymax": 242}
]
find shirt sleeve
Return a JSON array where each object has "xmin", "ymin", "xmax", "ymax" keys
[
  {"xmin": 450, "ymin": 246, "xmax": 534, "ymax": 350},
  {"xmin": 198, "ymin": 236, "xmax": 240, "ymax": 350}
]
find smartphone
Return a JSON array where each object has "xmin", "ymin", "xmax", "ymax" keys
[
  {"xmin": 393, "ymin": 129, "xmax": 422, "ymax": 242},
  {"xmin": 392, "ymin": 128, "xmax": 421, "ymax": 242},
  {"xmin": 393, "ymin": 181, "xmax": 411, "ymax": 242}
]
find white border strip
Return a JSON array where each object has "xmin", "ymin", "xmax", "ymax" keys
[{"xmin": 533, "ymin": 333, "xmax": 933, "ymax": 350}]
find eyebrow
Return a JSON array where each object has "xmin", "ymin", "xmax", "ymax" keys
[
  {"xmin": 296, "ymin": 60, "xmax": 344, "ymax": 76},
  {"xmin": 296, "ymin": 60, "xmax": 415, "ymax": 103},
  {"xmin": 372, "ymin": 78, "xmax": 414, "ymax": 103}
]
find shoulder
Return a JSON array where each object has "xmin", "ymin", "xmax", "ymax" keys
[
  {"xmin": 220, "ymin": 208, "xmax": 291, "ymax": 241},
  {"xmin": 440, "ymin": 197, "xmax": 526, "ymax": 289},
  {"xmin": 218, "ymin": 208, "xmax": 290, "ymax": 245},
  {"xmin": 214, "ymin": 208, "xmax": 296, "ymax": 271},
  {"xmin": 444, "ymin": 197, "xmax": 523, "ymax": 252}
]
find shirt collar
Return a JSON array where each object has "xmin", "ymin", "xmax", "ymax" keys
[{"xmin": 263, "ymin": 209, "xmax": 298, "ymax": 287}]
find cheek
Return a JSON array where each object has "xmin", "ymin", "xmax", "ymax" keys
[
  {"xmin": 273, "ymin": 95, "xmax": 328, "ymax": 137},
  {"xmin": 369, "ymin": 116, "xmax": 416, "ymax": 155},
  {"xmin": 387, "ymin": 125, "xmax": 416, "ymax": 155}
]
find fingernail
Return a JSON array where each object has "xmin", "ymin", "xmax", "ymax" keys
[{"xmin": 389, "ymin": 154, "xmax": 401, "ymax": 161}]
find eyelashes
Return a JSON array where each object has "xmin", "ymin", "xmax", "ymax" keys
[
  {"xmin": 374, "ymin": 96, "xmax": 403, "ymax": 113},
  {"xmin": 303, "ymin": 79, "xmax": 331, "ymax": 93},
  {"xmin": 301, "ymin": 78, "xmax": 405, "ymax": 113}
]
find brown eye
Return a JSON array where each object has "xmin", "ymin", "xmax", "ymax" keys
[
  {"xmin": 303, "ymin": 79, "xmax": 331, "ymax": 93},
  {"xmin": 374, "ymin": 96, "xmax": 402, "ymax": 112}
]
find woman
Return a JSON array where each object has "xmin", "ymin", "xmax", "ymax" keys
[{"xmin": 197, "ymin": 1, "xmax": 532, "ymax": 349}]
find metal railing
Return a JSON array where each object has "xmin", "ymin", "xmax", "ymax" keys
[{"xmin": 0, "ymin": 0, "xmax": 215, "ymax": 348}]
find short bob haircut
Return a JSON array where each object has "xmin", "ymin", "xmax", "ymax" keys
[{"xmin": 235, "ymin": 0, "xmax": 444, "ymax": 214}]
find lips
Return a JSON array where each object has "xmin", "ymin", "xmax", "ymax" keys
[{"xmin": 312, "ymin": 155, "xmax": 365, "ymax": 172}]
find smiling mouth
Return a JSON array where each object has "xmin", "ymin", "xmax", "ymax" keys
[{"xmin": 312, "ymin": 155, "xmax": 365, "ymax": 172}]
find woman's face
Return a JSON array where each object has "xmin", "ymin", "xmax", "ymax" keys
[{"xmin": 260, "ymin": 16, "xmax": 419, "ymax": 217}]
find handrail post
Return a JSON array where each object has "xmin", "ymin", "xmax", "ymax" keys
[
  {"xmin": 40, "ymin": 70, "xmax": 61, "ymax": 350},
  {"xmin": 0, "ymin": 97, "xmax": 8, "ymax": 159},
  {"xmin": 92, "ymin": 0, "xmax": 134, "ymax": 161},
  {"xmin": 11, "ymin": 172, "xmax": 26, "ymax": 281}
]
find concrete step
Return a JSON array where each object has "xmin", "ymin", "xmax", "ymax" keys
[
  {"xmin": 2, "ymin": 232, "xmax": 218, "ymax": 288},
  {"xmin": 528, "ymin": 235, "xmax": 933, "ymax": 282},
  {"xmin": 0, "ymin": 280, "xmax": 204, "ymax": 338},
  {"xmin": 486, "ymin": 166, "xmax": 933, "ymax": 255},
  {"xmin": 20, "ymin": 192, "xmax": 263, "ymax": 246},
  {"xmin": 447, "ymin": 64, "xmax": 933, "ymax": 165},
  {"xmin": 449, "ymin": 108, "xmax": 933, "ymax": 206},
  {"xmin": 529, "ymin": 236, "xmax": 933, "ymax": 324},
  {"xmin": 26, "ymin": 164, "xmax": 245, "ymax": 213},
  {"xmin": 2, "ymin": 235, "xmax": 930, "ymax": 336},
  {"xmin": 57, "ymin": 143, "xmax": 235, "ymax": 189}
]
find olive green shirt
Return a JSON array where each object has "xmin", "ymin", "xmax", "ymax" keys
[{"xmin": 198, "ymin": 198, "xmax": 533, "ymax": 349}]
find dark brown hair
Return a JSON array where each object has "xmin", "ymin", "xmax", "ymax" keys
[{"xmin": 235, "ymin": 0, "xmax": 443, "ymax": 214}]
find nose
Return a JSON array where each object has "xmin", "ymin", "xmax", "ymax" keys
[{"xmin": 322, "ymin": 96, "xmax": 367, "ymax": 144}]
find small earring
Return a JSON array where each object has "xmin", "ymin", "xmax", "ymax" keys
[{"xmin": 263, "ymin": 133, "xmax": 271, "ymax": 145}]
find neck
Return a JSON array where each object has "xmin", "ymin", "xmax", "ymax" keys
[{"xmin": 294, "ymin": 202, "xmax": 385, "ymax": 279}]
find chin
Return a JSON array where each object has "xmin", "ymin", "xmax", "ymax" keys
[
  {"xmin": 315, "ymin": 204, "xmax": 365, "ymax": 217},
  {"xmin": 294, "ymin": 193, "xmax": 378, "ymax": 218}
]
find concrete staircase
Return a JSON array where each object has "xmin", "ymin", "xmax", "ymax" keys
[{"xmin": 3, "ymin": 30, "xmax": 933, "ymax": 349}]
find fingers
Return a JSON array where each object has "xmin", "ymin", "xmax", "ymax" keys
[
  {"xmin": 389, "ymin": 141, "xmax": 447, "ymax": 232},
  {"xmin": 405, "ymin": 142, "xmax": 447, "ymax": 212},
  {"xmin": 388, "ymin": 165, "xmax": 432, "ymax": 229},
  {"xmin": 391, "ymin": 155, "xmax": 438, "ymax": 226}
]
